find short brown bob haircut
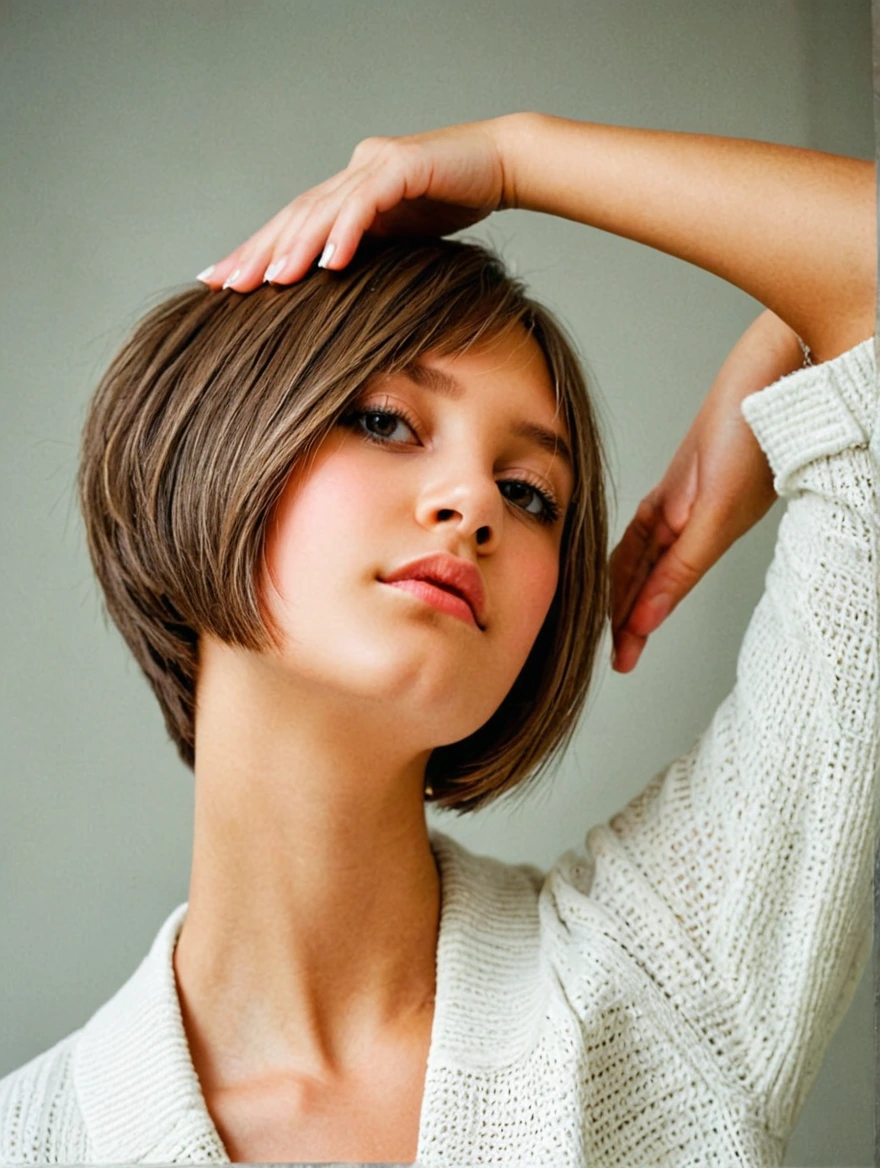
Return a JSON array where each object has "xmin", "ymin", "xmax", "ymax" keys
[{"xmin": 78, "ymin": 237, "xmax": 612, "ymax": 814}]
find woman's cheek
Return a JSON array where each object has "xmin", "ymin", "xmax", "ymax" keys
[
  {"xmin": 505, "ymin": 551, "xmax": 559, "ymax": 661},
  {"xmin": 261, "ymin": 448, "xmax": 365, "ymax": 602}
]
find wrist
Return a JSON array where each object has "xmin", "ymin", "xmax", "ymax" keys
[{"xmin": 489, "ymin": 111, "xmax": 544, "ymax": 212}]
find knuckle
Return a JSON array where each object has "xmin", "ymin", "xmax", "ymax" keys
[
  {"xmin": 351, "ymin": 135, "xmax": 391, "ymax": 161},
  {"xmin": 637, "ymin": 488, "xmax": 661, "ymax": 515},
  {"xmin": 630, "ymin": 495, "xmax": 659, "ymax": 534},
  {"xmin": 667, "ymin": 548, "xmax": 701, "ymax": 586},
  {"xmin": 292, "ymin": 190, "xmax": 318, "ymax": 211}
]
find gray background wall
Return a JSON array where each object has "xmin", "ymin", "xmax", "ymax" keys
[{"xmin": 1, "ymin": 2, "xmax": 874, "ymax": 1164}]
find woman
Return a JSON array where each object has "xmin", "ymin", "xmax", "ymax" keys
[{"xmin": 0, "ymin": 113, "xmax": 875, "ymax": 1166}]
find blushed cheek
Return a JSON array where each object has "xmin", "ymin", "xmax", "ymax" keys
[
  {"xmin": 262, "ymin": 452, "xmax": 371, "ymax": 605},
  {"xmin": 507, "ymin": 554, "xmax": 560, "ymax": 666}
]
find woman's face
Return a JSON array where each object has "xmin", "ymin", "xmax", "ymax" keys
[{"xmin": 259, "ymin": 324, "xmax": 575, "ymax": 751}]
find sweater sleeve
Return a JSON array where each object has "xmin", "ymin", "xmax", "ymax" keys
[{"xmin": 577, "ymin": 336, "xmax": 878, "ymax": 1145}]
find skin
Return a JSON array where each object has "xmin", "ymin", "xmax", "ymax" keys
[
  {"xmin": 200, "ymin": 112, "xmax": 875, "ymax": 672},
  {"xmin": 182, "ymin": 116, "xmax": 874, "ymax": 1154},
  {"xmin": 172, "ymin": 324, "xmax": 573, "ymax": 1154}
]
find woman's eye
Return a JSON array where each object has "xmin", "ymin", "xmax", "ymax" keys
[
  {"xmin": 341, "ymin": 406, "xmax": 418, "ymax": 445},
  {"xmin": 361, "ymin": 409, "xmax": 416, "ymax": 443},
  {"xmin": 340, "ymin": 406, "xmax": 561, "ymax": 526},
  {"xmin": 499, "ymin": 480, "xmax": 561, "ymax": 526}
]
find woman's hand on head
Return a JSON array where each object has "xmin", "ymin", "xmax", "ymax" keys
[
  {"xmin": 609, "ymin": 309, "xmax": 807, "ymax": 673},
  {"xmin": 198, "ymin": 116, "xmax": 521, "ymax": 292}
]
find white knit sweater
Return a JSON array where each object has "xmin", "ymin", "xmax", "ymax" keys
[{"xmin": 1, "ymin": 337, "xmax": 877, "ymax": 1167}]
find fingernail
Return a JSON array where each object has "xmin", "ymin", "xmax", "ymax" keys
[
  {"xmin": 196, "ymin": 265, "xmax": 215, "ymax": 283},
  {"xmin": 317, "ymin": 241, "xmax": 335, "ymax": 269},
  {"xmin": 263, "ymin": 257, "xmax": 287, "ymax": 283},
  {"xmin": 222, "ymin": 268, "xmax": 242, "ymax": 290},
  {"xmin": 646, "ymin": 593, "xmax": 673, "ymax": 624}
]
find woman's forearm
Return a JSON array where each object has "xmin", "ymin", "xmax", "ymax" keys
[{"xmin": 497, "ymin": 112, "xmax": 876, "ymax": 362}]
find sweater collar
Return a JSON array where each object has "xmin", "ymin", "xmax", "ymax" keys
[{"xmin": 73, "ymin": 829, "xmax": 548, "ymax": 1162}]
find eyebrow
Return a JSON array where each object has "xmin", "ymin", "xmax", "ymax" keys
[{"xmin": 399, "ymin": 360, "xmax": 573, "ymax": 472}]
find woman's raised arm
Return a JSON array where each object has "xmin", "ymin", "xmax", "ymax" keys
[
  {"xmin": 503, "ymin": 113, "xmax": 876, "ymax": 363},
  {"xmin": 201, "ymin": 112, "xmax": 876, "ymax": 362}
]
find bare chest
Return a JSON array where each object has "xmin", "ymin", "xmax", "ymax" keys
[{"xmin": 205, "ymin": 1049, "xmax": 428, "ymax": 1164}]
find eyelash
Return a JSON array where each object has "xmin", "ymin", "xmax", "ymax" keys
[{"xmin": 339, "ymin": 402, "xmax": 562, "ymax": 526}]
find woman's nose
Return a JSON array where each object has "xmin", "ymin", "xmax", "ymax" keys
[{"xmin": 415, "ymin": 469, "xmax": 502, "ymax": 547}]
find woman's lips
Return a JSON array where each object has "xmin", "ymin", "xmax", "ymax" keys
[{"xmin": 382, "ymin": 578, "xmax": 479, "ymax": 628}]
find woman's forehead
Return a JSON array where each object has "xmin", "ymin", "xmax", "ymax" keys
[{"xmin": 382, "ymin": 330, "xmax": 561, "ymax": 415}]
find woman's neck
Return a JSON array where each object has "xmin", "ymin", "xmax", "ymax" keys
[{"xmin": 174, "ymin": 639, "xmax": 441, "ymax": 1087}]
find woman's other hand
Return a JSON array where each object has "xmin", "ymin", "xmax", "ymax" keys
[
  {"xmin": 198, "ymin": 116, "xmax": 520, "ymax": 292},
  {"xmin": 610, "ymin": 309, "xmax": 806, "ymax": 673}
]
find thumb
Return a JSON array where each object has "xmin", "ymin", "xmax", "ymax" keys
[{"xmin": 623, "ymin": 503, "xmax": 728, "ymax": 639}]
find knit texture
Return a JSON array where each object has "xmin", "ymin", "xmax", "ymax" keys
[{"xmin": 1, "ymin": 336, "xmax": 876, "ymax": 1166}]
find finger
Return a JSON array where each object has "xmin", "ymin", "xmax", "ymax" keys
[
  {"xmin": 199, "ymin": 167, "xmax": 361, "ymax": 291},
  {"xmin": 611, "ymin": 531, "xmax": 661, "ymax": 632},
  {"xmin": 197, "ymin": 204, "xmax": 298, "ymax": 289},
  {"xmin": 226, "ymin": 190, "xmax": 344, "ymax": 290},
  {"xmin": 260, "ymin": 173, "xmax": 371, "ymax": 284},
  {"xmin": 612, "ymin": 628, "xmax": 647, "ymax": 673},
  {"xmin": 623, "ymin": 504, "xmax": 727, "ymax": 638},
  {"xmin": 267, "ymin": 159, "xmax": 411, "ymax": 284},
  {"xmin": 238, "ymin": 163, "xmax": 394, "ymax": 288},
  {"xmin": 609, "ymin": 502, "xmax": 656, "ymax": 630},
  {"xmin": 610, "ymin": 495, "xmax": 678, "ymax": 632},
  {"xmin": 275, "ymin": 136, "xmax": 441, "ymax": 280},
  {"xmin": 254, "ymin": 168, "xmax": 368, "ymax": 285}
]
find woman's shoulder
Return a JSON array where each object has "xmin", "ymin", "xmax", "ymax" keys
[
  {"xmin": 429, "ymin": 826, "xmax": 608, "ymax": 962},
  {"xmin": 0, "ymin": 903, "xmax": 191, "ymax": 1164},
  {"xmin": 0, "ymin": 1028, "xmax": 90, "ymax": 1163},
  {"xmin": 430, "ymin": 828, "xmax": 546, "ymax": 894}
]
